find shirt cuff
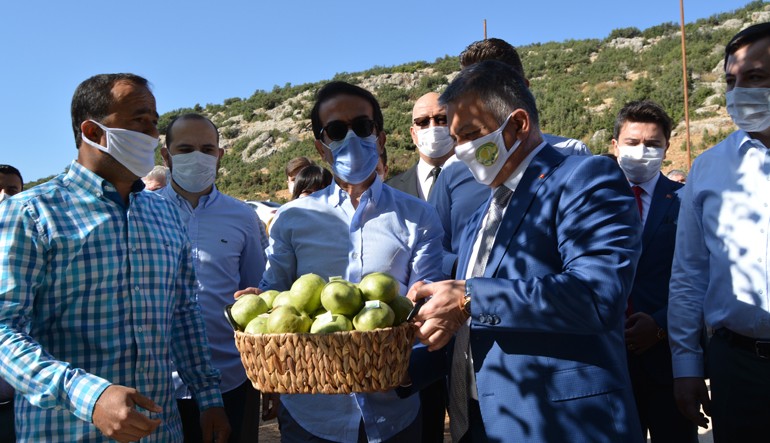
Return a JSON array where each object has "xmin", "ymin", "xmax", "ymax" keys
[
  {"xmin": 193, "ymin": 385, "xmax": 225, "ymax": 411},
  {"xmin": 671, "ymin": 354, "xmax": 705, "ymax": 378},
  {"xmin": 67, "ymin": 372, "xmax": 112, "ymax": 423}
]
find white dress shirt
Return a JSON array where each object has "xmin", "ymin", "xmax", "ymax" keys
[{"xmin": 669, "ymin": 130, "xmax": 770, "ymax": 378}]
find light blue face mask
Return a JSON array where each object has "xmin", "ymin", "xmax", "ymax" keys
[{"xmin": 323, "ymin": 130, "xmax": 379, "ymax": 184}]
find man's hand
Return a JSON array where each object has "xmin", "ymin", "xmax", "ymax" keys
[
  {"xmin": 407, "ymin": 280, "xmax": 468, "ymax": 351},
  {"xmin": 201, "ymin": 407, "xmax": 231, "ymax": 443},
  {"xmin": 261, "ymin": 393, "xmax": 280, "ymax": 421},
  {"xmin": 92, "ymin": 385, "xmax": 162, "ymax": 442},
  {"xmin": 624, "ymin": 312, "xmax": 661, "ymax": 354},
  {"xmin": 673, "ymin": 377, "xmax": 711, "ymax": 428},
  {"xmin": 234, "ymin": 287, "xmax": 261, "ymax": 300}
]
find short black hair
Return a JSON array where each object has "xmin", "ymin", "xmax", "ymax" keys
[
  {"xmin": 291, "ymin": 164, "xmax": 333, "ymax": 200},
  {"xmin": 0, "ymin": 164, "xmax": 23, "ymax": 186},
  {"xmin": 310, "ymin": 81, "xmax": 384, "ymax": 140},
  {"xmin": 725, "ymin": 22, "xmax": 770, "ymax": 68},
  {"xmin": 71, "ymin": 73, "xmax": 150, "ymax": 149},
  {"xmin": 440, "ymin": 60, "xmax": 539, "ymax": 128},
  {"xmin": 460, "ymin": 38, "xmax": 526, "ymax": 78},
  {"xmin": 165, "ymin": 113, "xmax": 219, "ymax": 147},
  {"xmin": 613, "ymin": 100, "xmax": 673, "ymax": 142}
]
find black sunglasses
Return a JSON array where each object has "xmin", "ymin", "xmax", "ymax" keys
[
  {"xmin": 321, "ymin": 117, "xmax": 376, "ymax": 141},
  {"xmin": 413, "ymin": 115, "xmax": 448, "ymax": 128}
]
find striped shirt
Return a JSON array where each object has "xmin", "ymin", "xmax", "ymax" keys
[{"xmin": 0, "ymin": 161, "xmax": 222, "ymax": 442}]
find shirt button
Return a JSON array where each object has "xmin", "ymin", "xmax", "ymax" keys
[
  {"xmin": 137, "ymin": 327, "xmax": 143, "ymax": 333},
  {"xmin": 96, "ymin": 192, "xmax": 102, "ymax": 198},
  {"xmin": 760, "ymin": 290, "xmax": 765, "ymax": 295},
  {"xmin": 132, "ymin": 246, "xmax": 137, "ymax": 252},
  {"xmin": 351, "ymin": 252, "xmax": 359, "ymax": 259},
  {"xmin": 134, "ymin": 286, "xmax": 140, "ymax": 291}
]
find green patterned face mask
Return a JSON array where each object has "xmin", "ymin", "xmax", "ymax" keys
[{"xmin": 455, "ymin": 115, "xmax": 519, "ymax": 186}]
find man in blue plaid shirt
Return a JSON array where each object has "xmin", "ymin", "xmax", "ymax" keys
[{"xmin": 0, "ymin": 73, "xmax": 229, "ymax": 442}]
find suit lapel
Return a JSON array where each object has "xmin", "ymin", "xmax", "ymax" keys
[
  {"xmin": 483, "ymin": 145, "xmax": 565, "ymax": 278},
  {"xmin": 641, "ymin": 174, "xmax": 676, "ymax": 250}
]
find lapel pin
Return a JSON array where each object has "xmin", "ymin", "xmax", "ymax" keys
[
  {"xmin": 666, "ymin": 194, "xmax": 673, "ymax": 199},
  {"xmin": 539, "ymin": 173, "xmax": 545, "ymax": 179}
]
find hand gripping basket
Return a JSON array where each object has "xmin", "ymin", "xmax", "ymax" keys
[{"xmin": 234, "ymin": 322, "xmax": 416, "ymax": 394}]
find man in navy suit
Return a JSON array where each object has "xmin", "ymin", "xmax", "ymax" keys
[
  {"xmin": 387, "ymin": 92, "xmax": 455, "ymax": 199},
  {"xmin": 408, "ymin": 60, "xmax": 643, "ymax": 442},
  {"xmin": 612, "ymin": 101, "xmax": 697, "ymax": 442}
]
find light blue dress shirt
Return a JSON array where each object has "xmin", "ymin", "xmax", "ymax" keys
[
  {"xmin": 428, "ymin": 133, "xmax": 591, "ymax": 276},
  {"xmin": 259, "ymin": 176, "xmax": 444, "ymax": 443},
  {"xmin": 159, "ymin": 184, "xmax": 267, "ymax": 394},
  {"xmin": 669, "ymin": 130, "xmax": 770, "ymax": 378},
  {"xmin": 0, "ymin": 161, "xmax": 222, "ymax": 442}
]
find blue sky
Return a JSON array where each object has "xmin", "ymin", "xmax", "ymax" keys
[{"xmin": 0, "ymin": 0, "xmax": 755, "ymax": 183}]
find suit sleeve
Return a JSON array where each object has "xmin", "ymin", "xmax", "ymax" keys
[{"xmin": 469, "ymin": 157, "xmax": 642, "ymax": 334}]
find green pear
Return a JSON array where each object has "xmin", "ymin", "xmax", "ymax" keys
[
  {"xmin": 288, "ymin": 273, "xmax": 326, "ymax": 314},
  {"xmin": 258, "ymin": 290, "xmax": 280, "ymax": 310},
  {"xmin": 244, "ymin": 314, "xmax": 269, "ymax": 334},
  {"xmin": 358, "ymin": 272, "xmax": 400, "ymax": 304},
  {"xmin": 388, "ymin": 296, "xmax": 414, "ymax": 325},
  {"xmin": 320, "ymin": 280, "xmax": 363, "ymax": 317},
  {"xmin": 266, "ymin": 305, "xmax": 305, "ymax": 333},
  {"xmin": 311, "ymin": 311, "xmax": 354, "ymax": 334},
  {"xmin": 230, "ymin": 293, "xmax": 269, "ymax": 329},
  {"xmin": 353, "ymin": 300, "xmax": 395, "ymax": 331},
  {"xmin": 271, "ymin": 291, "xmax": 292, "ymax": 309}
]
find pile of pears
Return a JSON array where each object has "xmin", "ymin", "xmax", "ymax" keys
[{"xmin": 230, "ymin": 272, "xmax": 415, "ymax": 334}]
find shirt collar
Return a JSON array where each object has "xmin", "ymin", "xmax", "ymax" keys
[
  {"xmin": 63, "ymin": 161, "xmax": 143, "ymax": 208},
  {"xmin": 162, "ymin": 183, "xmax": 220, "ymax": 210},
  {"xmin": 328, "ymin": 176, "xmax": 381, "ymax": 207},
  {"xmin": 736, "ymin": 129, "xmax": 769, "ymax": 153},
  {"xmin": 501, "ymin": 141, "xmax": 547, "ymax": 192},
  {"xmin": 631, "ymin": 171, "xmax": 660, "ymax": 196}
]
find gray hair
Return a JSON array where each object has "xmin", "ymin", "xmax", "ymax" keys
[
  {"xmin": 439, "ymin": 59, "xmax": 539, "ymax": 128},
  {"xmin": 144, "ymin": 165, "xmax": 169, "ymax": 183}
]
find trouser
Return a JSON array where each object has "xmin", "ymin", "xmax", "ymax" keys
[
  {"xmin": 177, "ymin": 380, "xmax": 259, "ymax": 443},
  {"xmin": 709, "ymin": 329, "xmax": 770, "ymax": 443},
  {"xmin": 419, "ymin": 379, "xmax": 447, "ymax": 443},
  {"xmin": 277, "ymin": 403, "xmax": 421, "ymax": 443},
  {"xmin": 456, "ymin": 398, "xmax": 487, "ymax": 443},
  {"xmin": 0, "ymin": 399, "xmax": 14, "ymax": 443}
]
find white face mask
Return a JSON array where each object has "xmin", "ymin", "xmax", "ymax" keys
[
  {"xmin": 288, "ymin": 181, "xmax": 295, "ymax": 195},
  {"xmin": 416, "ymin": 126, "xmax": 455, "ymax": 158},
  {"xmin": 617, "ymin": 144, "xmax": 665, "ymax": 183},
  {"xmin": 81, "ymin": 120, "xmax": 159, "ymax": 177},
  {"xmin": 170, "ymin": 151, "xmax": 219, "ymax": 193},
  {"xmin": 726, "ymin": 87, "xmax": 770, "ymax": 133},
  {"xmin": 454, "ymin": 115, "xmax": 519, "ymax": 186}
]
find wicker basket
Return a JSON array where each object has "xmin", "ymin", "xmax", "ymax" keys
[{"xmin": 234, "ymin": 322, "xmax": 416, "ymax": 394}]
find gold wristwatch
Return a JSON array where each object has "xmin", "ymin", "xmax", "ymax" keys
[{"xmin": 461, "ymin": 282, "xmax": 472, "ymax": 316}]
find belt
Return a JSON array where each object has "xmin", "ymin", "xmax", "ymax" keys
[{"xmin": 717, "ymin": 328, "xmax": 770, "ymax": 359}]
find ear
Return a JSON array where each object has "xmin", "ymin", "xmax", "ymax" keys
[
  {"xmin": 217, "ymin": 147, "xmax": 225, "ymax": 160},
  {"xmin": 314, "ymin": 139, "xmax": 331, "ymax": 164},
  {"xmin": 377, "ymin": 131, "xmax": 387, "ymax": 151},
  {"xmin": 409, "ymin": 126, "xmax": 418, "ymax": 146},
  {"xmin": 80, "ymin": 120, "xmax": 102, "ymax": 145},
  {"xmin": 161, "ymin": 147, "xmax": 171, "ymax": 167},
  {"xmin": 611, "ymin": 139, "xmax": 620, "ymax": 158},
  {"xmin": 503, "ymin": 109, "xmax": 529, "ymax": 150},
  {"xmin": 663, "ymin": 140, "xmax": 670, "ymax": 160}
]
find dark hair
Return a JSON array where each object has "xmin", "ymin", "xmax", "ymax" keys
[
  {"xmin": 310, "ymin": 81, "xmax": 384, "ymax": 139},
  {"xmin": 725, "ymin": 22, "xmax": 770, "ymax": 68},
  {"xmin": 460, "ymin": 38, "xmax": 526, "ymax": 78},
  {"xmin": 440, "ymin": 60, "xmax": 539, "ymax": 127},
  {"xmin": 0, "ymin": 164, "xmax": 23, "ymax": 186},
  {"xmin": 71, "ymin": 73, "xmax": 150, "ymax": 149},
  {"xmin": 285, "ymin": 156, "xmax": 314, "ymax": 178},
  {"xmin": 166, "ymin": 113, "xmax": 219, "ymax": 147},
  {"xmin": 291, "ymin": 164, "xmax": 333, "ymax": 200},
  {"xmin": 613, "ymin": 100, "xmax": 673, "ymax": 142}
]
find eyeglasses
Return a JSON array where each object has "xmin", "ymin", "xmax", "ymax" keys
[
  {"xmin": 413, "ymin": 115, "xmax": 448, "ymax": 128},
  {"xmin": 321, "ymin": 117, "xmax": 376, "ymax": 141}
]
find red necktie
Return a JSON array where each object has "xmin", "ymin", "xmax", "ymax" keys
[{"xmin": 632, "ymin": 186, "xmax": 644, "ymax": 218}]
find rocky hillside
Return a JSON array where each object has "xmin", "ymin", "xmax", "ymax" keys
[{"xmin": 157, "ymin": 1, "xmax": 769, "ymax": 202}]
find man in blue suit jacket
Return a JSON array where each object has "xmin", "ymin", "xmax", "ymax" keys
[
  {"xmin": 611, "ymin": 100, "xmax": 697, "ymax": 442},
  {"xmin": 409, "ymin": 60, "xmax": 643, "ymax": 442}
]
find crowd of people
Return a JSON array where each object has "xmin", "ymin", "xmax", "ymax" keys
[{"xmin": 1, "ymin": 21, "xmax": 769, "ymax": 443}]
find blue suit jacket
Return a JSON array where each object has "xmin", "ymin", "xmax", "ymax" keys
[
  {"xmin": 457, "ymin": 145, "xmax": 644, "ymax": 442},
  {"xmin": 627, "ymin": 174, "xmax": 683, "ymax": 384}
]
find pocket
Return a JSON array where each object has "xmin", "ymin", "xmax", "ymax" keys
[{"xmin": 546, "ymin": 364, "xmax": 625, "ymax": 401}]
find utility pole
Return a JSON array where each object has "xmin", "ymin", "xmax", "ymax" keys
[
  {"xmin": 680, "ymin": 0, "xmax": 692, "ymax": 168},
  {"xmin": 484, "ymin": 19, "xmax": 487, "ymax": 39}
]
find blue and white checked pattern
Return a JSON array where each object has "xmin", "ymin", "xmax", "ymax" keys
[{"xmin": 0, "ymin": 161, "xmax": 223, "ymax": 442}]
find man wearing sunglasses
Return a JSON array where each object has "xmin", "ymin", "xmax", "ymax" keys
[
  {"xmin": 387, "ymin": 92, "xmax": 454, "ymax": 201},
  {"xmin": 255, "ymin": 81, "xmax": 445, "ymax": 442}
]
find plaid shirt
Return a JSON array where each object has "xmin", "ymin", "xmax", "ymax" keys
[{"xmin": 0, "ymin": 161, "xmax": 222, "ymax": 442}]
